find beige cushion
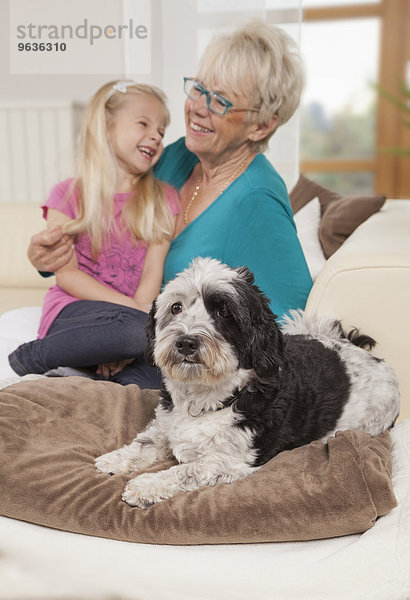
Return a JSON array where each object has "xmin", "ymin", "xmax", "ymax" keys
[
  {"xmin": 0, "ymin": 203, "xmax": 53, "ymax": 315},
  {"xmin": 306, "ymin": 200, "xmax": 410, "ymax": 422},
  {"xmin": 0, "ymin": 288, "xmax": 47, "ymax": 314}
]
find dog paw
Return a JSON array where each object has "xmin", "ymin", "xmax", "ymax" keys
[
  {"xmin": 122, "ymin": 473, "xmax": 174, "ymax": 509},
  {"xmin": 95, "ymin": 449, "xmax": 136, "ymax": 475}
]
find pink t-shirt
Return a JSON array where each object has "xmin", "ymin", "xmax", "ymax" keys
[{"xmin": 38, "ymin": 178, "xmax": 179, "ymax": 338}]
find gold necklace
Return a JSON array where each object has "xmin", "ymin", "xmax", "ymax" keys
[
  {"xmin": 184, "ymin": 183, "xmax": 201, "ymax": 225},
  {"xmin": 183, "ymin": 156, "xmax": 250, "ymax": 225}
]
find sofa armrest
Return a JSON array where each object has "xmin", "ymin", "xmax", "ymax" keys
[
  {"xmin": 0, "ymin": 203, "xmax": 53, "ymax": 315},
  {"xmin": 306, "ymin": 199, "xmax": 410, "ymax": 422}
]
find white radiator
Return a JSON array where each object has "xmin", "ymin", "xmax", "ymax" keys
[{"xmin": 0, "ymin": 102, "xmax": 84, "ymax": 204}]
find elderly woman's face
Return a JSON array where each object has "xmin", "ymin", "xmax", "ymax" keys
[{"xmin": 184, "ymin": 80, "xmax": 257, "ymax": 161}]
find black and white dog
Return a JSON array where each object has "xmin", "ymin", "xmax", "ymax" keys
[{"xmin": 95, "ymin": 257, "xmax": 400, "ymax": 508}]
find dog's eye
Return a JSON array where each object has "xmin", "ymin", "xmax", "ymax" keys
[
  {"xmin": 217, "ymin": 303, "xmax": 229, "ymax": 318},
  {"xmin": 171, "ymin": 302, "xmax": 183, "ymax": 315}
]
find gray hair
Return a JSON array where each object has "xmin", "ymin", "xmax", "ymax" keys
[{"xmin": 197, "ymin": 20, "xmax": 305, "ymax": 152}]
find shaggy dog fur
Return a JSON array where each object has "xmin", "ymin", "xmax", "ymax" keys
[{"xmin": 95, "ymin": 258, "xmax": 400, "ymax": 508}]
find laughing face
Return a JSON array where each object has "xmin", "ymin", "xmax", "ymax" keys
[
  {"xmin": 184, "ymin": 79, "xmax": 258, "ymax": 163},
  {"xmin": 108, "ymin": 92, "xmax": 167, "ymax": 188}
]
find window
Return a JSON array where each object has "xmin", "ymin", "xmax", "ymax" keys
[{"xmin": 300, "ymin": 0, "xmax": 410, "ymax": 198}]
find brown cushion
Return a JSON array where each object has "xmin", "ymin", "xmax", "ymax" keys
[
  {"xmin": 0, "ymin": 377, "xmax": 397, "ymax": 545},
  {"xmin": 290, "ymin": 175, "xmax": 385, "ymax": 258},
  {"xmin": 319, "ymin": 195, "xmax": 386, "ymax": 258},
  {"xmin": 290, "ymin": 174, "xmax": 340, "ymax": 215}
]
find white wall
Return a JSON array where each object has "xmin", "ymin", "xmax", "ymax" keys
[{"xmin": 1, "ymin": 0, "xmax": 302, "ymax": 201}]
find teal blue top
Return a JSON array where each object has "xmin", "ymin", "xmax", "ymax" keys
[{"xmin": 155, "ymin": 137, "xmax": 312, "ymax": 319}]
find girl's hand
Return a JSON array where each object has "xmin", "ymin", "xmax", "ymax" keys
[{"xmin": 96, "ymin": 359, "xmax": 135, "ymax": 379}]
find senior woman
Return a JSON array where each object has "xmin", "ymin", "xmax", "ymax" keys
[
  {"xmin": 154, "ymin": 21, "xmax": 311, "ymax": 318},
  {"xmin": 26, "ymin": 21, "xmax": 312, "ymax": 384}
]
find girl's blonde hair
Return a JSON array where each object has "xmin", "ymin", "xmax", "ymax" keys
[
  {"xmin": 197, "ymin": 20, "xmax": 304, "ymax": 153},
  {"xmin": 64, "ymin": 80, "xmax": 173, "ymax": 258}
]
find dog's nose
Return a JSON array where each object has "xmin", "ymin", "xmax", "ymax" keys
[{"xmin": 176, "ymin": 335, "xmax": 199, "ymax": 357}]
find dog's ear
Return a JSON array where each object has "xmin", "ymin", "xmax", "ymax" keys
[
  {"xmin": 237, "ymin": 280, "xmax": 284, "ymax": 380},
  {"xmin": 144, "ymin": 299, "xmax": 157, "ymax": 367},
  {"xmin": 235, "ymin": 265, "xmax": 255, "ymax": 285},
  {"xmin": 247, "ymin": 317, "xmax": 284, "ymax": 380}
]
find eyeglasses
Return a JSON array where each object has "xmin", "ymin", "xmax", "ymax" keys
[{"xmin": 183, "ymin": 77, "xmax": 259, "ymax": 116}]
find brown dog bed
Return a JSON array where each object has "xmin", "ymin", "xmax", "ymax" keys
[{"xmin": 0, "ymin": 376, "xmax": 397, "ymax": 545}]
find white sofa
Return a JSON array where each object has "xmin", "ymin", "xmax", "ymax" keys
[
  {"xmin": 305, "ymin": 199, "xmax": 410, "ymax": 422},
  {"xmin": 0, "ymin": 200, "xmax": 410, "ymax": 600},
  {"xmin": 1, "ymin": 199, "xmax": 409, "ymax": 421}
]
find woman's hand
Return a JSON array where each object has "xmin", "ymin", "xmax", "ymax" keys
[
  {"xmin": 96, "ymin": 359, "xmax": 135, "ymax": 379},
  {"xmin": 28, "ymin": 226, "xmax": 74, "ymax": 272}
]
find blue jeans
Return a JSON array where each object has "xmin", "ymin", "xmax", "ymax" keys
[{"xmin": 8, "ymin": 300, "xmax": 161, "ymax": 389}]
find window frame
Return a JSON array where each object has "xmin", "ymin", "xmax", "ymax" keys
[{"xmin": 301, "ymin": 0, "xmax": 410, "ymax": 198}]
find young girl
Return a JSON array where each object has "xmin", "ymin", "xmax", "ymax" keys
[{"xmin": 9, "ymin": 80, "xmax": 179, "ymax": 388}]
